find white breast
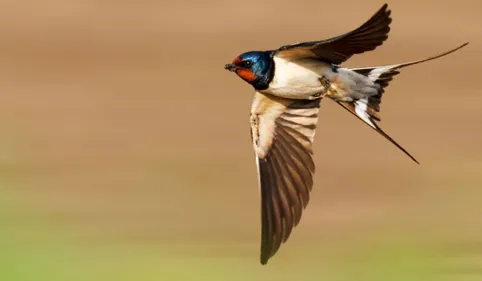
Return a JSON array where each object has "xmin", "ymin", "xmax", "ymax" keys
[{"xmin": 261, "ymin": 56, "xmax": 335, "ymax": 99}]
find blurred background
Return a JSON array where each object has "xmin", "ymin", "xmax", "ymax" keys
[{"xmin": 0, "ymin": 0, "xmax": 481, "ymax": 280}]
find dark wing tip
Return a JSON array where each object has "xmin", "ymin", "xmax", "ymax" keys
[
  {"xmin": 380, "ymin": 3, "xmax": 389, "ymax": 14},
  {"xmin": 368, "ymin": 3, "xmax": 392, "ymax": 29},
  {"xmin": 260, "ymin": 256, "xmax": 269, "ymax": 265},
  {"xmin": 369, "ymin": 3, "xmax": 392, "ymax": 28},
  {"xmin": 373, "ymin": 3, "xmax": 390, "ymax": 18}
]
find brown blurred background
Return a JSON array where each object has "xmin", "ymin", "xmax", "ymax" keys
[{"xmin": 0, "ymin": 0, "xmax": 481, "ymax": 280}]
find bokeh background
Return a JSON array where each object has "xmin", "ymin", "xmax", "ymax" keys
[{"xmin": 0, "ymin": 0, "xmax": 481, "ymax": 280}]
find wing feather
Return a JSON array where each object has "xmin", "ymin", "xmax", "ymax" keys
[
  {"xmin": 250, "ymin": 92, "xmax": 321, "ymax": 264},
  {"xmin": 276, "ymin": 4, "xmax": 391, "ymax": 64}
]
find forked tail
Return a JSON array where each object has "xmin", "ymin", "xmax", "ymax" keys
[{"xmin": 336, "ymin": 42, "xmax": 469, "ymax": 164}]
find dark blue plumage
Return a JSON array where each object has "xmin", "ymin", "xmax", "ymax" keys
[{"xmin": 236, "ymin": 51, "xmax": 275, "ymax": 91}]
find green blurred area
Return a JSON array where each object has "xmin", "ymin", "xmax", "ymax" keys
[{"xmin": 1, "ymin": 163, "xmax": 482, "ymax": 281}]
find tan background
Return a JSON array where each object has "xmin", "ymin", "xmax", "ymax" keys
[{"xmin": 0, "ymin": 0, "xmax": 481, "ymax": 280}]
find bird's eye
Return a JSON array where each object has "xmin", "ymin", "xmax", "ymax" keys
[{"xmin": 244, "ymin": 61, "xmax": 252, "ymax": 67}]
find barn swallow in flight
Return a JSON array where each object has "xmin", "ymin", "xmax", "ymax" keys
[{"xmin": 224, "ymin": 3, "xmax": 468, "ymax": 265}]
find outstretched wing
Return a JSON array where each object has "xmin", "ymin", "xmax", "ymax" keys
[
  {"xmin": 275, "ymin": 4, "xmax": 391, "ymax": 64},
  {"xmin": 250, "ymin": 92, "xmax": 321, "ymax": 265}
]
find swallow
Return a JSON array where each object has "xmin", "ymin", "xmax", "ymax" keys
[{"xmin": 224, "ymin": 3, "xmax": 468, "ymax": 265}]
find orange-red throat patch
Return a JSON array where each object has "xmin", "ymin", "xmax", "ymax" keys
[
  {"xmin": 236, "ymin": 68, "xmax": 256, "ymax": 83},
  {"xmin": 232, "ymin": 56, "xmax": 256, "ymax": 83}
]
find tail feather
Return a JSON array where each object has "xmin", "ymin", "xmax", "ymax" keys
[
  {"xmin": 352, "ymin": 42, "xmax": 468, "ymax": 116},
  {"xmin": 351, "ymin": 42, "xmax": 469, "ymax": 87},
  {"xmin": 334, "ymin": 42, "xmax": 469, "ymax": 163},
  {"xmin": 337, "ymin": 100, "xmax": 419, "ymax": 164}
]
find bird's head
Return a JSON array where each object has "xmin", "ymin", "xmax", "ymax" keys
[{"xmin": 225, "ymin": 51, "xmax": 274, "ymax": 90}]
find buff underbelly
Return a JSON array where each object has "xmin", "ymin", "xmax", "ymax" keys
[{"xmin": 262, "ymin": 56, "xmax": 350, "ymax": 100}]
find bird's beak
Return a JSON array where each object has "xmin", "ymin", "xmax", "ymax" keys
[{"xmin": 224, "ymin": 64, "xmax": 238, "ymax": 72}]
